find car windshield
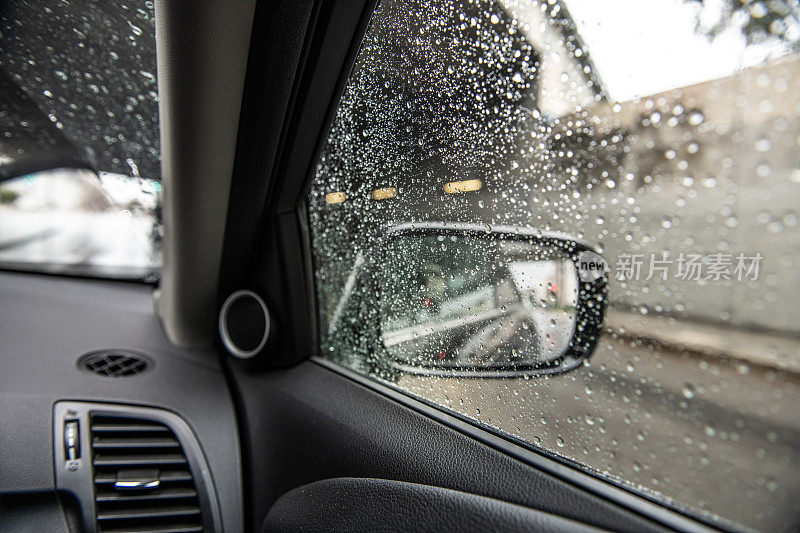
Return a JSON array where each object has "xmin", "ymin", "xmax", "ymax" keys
[{"xmin": 0, "ymin": 0, "xmax": 161, "ymax": 280}]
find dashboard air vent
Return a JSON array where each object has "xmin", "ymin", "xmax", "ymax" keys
[
  {"xmin": 81, "ymin": 351, "xmax": 150, "ymax": 377},
  {"xmin": 90, "ymin": 413, "xmax": 204, "ymax": 532}
]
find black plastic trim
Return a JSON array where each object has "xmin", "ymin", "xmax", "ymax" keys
[
  {"xmin": 53, "ymin": 401, "xmax": 222, "ymax": 533},
  {"xmin": 264, "ymin": 477, "xmax": 602, "ymax": 532}
]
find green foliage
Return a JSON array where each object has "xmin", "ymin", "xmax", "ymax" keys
[{"xmin": 0, "ymin": 188, "xmax": 20, "ymax": 204}]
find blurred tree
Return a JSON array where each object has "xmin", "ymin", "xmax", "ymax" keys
[{"xmin": 687, "ymin": 0, "xmax": 800, "ymax": 50}]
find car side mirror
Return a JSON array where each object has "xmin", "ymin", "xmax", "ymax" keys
[{"xmin": 368, "ymin": 222, "xmax": 607, "ymax": 377}]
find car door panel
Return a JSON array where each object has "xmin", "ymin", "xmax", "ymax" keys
[
  {"xmin": 263, "ymin": 477, "xmax": 602, "ymax": 532},
  {"xmin": 226, "ymin": 357, "xmax": 676, "ymax": 532}
]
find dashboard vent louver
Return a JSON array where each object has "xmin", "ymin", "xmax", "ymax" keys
[
  {"xmin": 81, "ymin": 351, "xmax": 150, "ymax": 377},
  {"xmin": 90, "ymin": 414, "xmax": 204, "ymax": 533}
]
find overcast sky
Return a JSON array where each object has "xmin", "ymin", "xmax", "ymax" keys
[{"xmin": 563, "ymin": 0, "xmax": 791, "ymax": 101}]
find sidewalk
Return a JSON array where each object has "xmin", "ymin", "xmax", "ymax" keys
[{"xmin": 605, "ymin": 309, "xmax": 800, "ymax": 374}]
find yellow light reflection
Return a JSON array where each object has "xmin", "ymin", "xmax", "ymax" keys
[
  {"xmin": 372, "ymin": 187, "xmax": 397, "ymax": 200},
  {"xmin": 444, "ymin": 179, "xmax": 482, "ymax": 194},
  {"xmin": 325, "ymin": 192, "xmax": 346, "ymax": 204}
]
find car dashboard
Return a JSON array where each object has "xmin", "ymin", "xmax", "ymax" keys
[{"xmin": 0, "ymin": 271, "xmax": 242, "ymax": 532}]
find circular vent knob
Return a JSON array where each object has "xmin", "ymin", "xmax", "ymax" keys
[{"xmin": 219, "ymin": 290, "xmax": 270, "ymax": 358}]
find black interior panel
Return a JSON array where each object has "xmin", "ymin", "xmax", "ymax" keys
[
  {"xmin": 225, "ymin": 357, "xmax": 668, "ymax": 532},
  {"xmin": 219, "ymin": 0, "xmax": 373, "ymax": 368},
  {"xmin": 0, "ymin": 492, "xmax": 80, "ymax": 532},
  {"xmin": 263, "ymin": 477, "xmax": 602, "ymax": 532},
  {"xmin": 0, "ymin": 272, "xmax": 242, "ymax": 531}
]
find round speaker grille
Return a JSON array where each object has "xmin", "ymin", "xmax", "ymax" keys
[
  {"xmin": 219, "ymin": 290, "xmax": 270, "ymax": 358},
  {"xmin": 79, "ymin": 351, "xmax": 151, "ymax": 377}
]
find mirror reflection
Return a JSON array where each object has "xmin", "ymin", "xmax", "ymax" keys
[{"xmin": 379, "ymin": 233, "xmax": 579, "ymax": 373}]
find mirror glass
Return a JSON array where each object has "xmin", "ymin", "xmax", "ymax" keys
[{"xmin": 379, "ymin": 233, "xmax": 579, "ymax": 373}]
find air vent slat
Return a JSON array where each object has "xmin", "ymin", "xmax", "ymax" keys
[
  {"xmin": 95, "ymin": 470, "xmax": 193, "ymax": 484},
  {"xmin": 92, "ymin": 437, "xmax": 181, "ymax": 449},
  {"xmin": 96, "ymin": 505, "xmax": 201, "ymax": 520},
  {"xmin": 89, "ymin": 413, "xmax": 204, "ymax": 532},
  {"xmin": 91, "ymin": 424, "xmax": 171, "ymax": 433},
  {"xmin": 95, "ymin": 488, "xmax": 198, "ymax": 502},
  {"xmin": 93, "ymin": 454, "xmax": 188, "ymax": 466},
  {"xmin": 99, "ymin": 524, "xmax": 202, "ymax": 533}
]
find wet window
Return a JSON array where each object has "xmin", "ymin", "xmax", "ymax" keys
[
  {"xmin": 1, "ymin": 0, "xmax": 159, "ymax": 178},
  {"xmin": 0, "ymin": 0, "xmax": 161, "ymax": 279},
  {"xmin": 307, "ymin": 0, "xmax": 800, "ymax": 529}
]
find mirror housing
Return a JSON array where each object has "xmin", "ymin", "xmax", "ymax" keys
[{"xmin": 327, "ymin": 222, "xmax": 607, "ymax": 379}]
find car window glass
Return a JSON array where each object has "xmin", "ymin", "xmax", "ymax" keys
[
  {"xmin": 306, "ymin": 0, "xmax": 800, "ymax": 529},
  {"xmin": 1, "ymin": 0, "xmax": 160, "ymax": 179},
  {"xmin": 0, "ymin": 0, "xmax": 161, "ymax": 279}
]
